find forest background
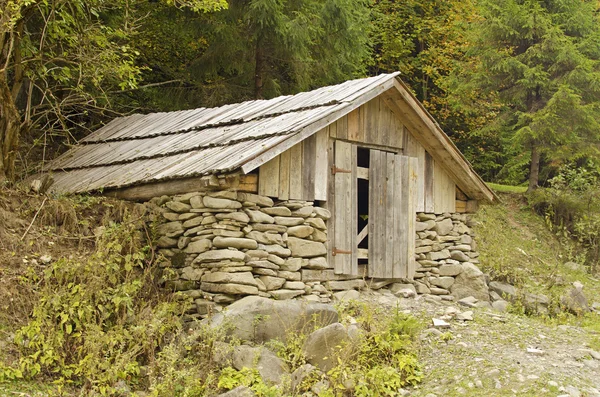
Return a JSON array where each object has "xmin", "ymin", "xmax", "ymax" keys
[{"xmin": 2, "ymin": 0, "xmax": 600, "ymax": 190}]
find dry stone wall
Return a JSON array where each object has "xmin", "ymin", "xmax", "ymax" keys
[{"xmin": 148, "ymin": 190, "xmax": 484, "ymax": 318}]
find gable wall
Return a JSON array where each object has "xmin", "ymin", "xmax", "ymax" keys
[{"xmin": 258, "ymin": 96, "xmax": 459, "ymax": 214}]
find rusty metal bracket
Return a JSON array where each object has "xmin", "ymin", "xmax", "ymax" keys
[
  {"xmin": 332, "ymin": 248, "xmax": 352, "ymax": 256},
  {"xmin": 331, "ymin": 166, "xmax": 352, "ymax": 175}
]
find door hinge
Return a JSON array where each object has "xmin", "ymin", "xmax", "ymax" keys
[
  {"xmin": 331, "ymin": 166, "xmax": 352, "ymax": 175},
  {"xmin": 332, "ymin": 248, "xmax": 352, "ymax": 256}
]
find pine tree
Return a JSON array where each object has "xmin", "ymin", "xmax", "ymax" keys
[{"xmin": 457, "ymin": 0, "xmax": 600, "ymax": 189}]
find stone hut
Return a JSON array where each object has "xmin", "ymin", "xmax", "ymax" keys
[{"xmin": 42, "ymin": 73, "xmax": 497, "ymax": 315}]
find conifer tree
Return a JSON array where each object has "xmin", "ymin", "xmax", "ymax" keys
[
  {"xmin": 457, "ymin": 0, "xmax": 600, "ymax": 189},
  {"xmin": 165, "ymin": 0, "xmax": 371, "ymax": 104}
]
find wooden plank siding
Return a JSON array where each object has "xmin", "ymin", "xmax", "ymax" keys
[
  {"xmin": 433, "ymin": 160, "xmax": 456, "ymax": 213},
  {"xmin": 258, "ymin": 96, "xmax": 461, "ymax": 216},
  {"xmin": 368, "ymin": 151, "xmax": 416, "ymax": 279},
  {"xmin": 258, "ymin": 127, "xmax": 329, "ymax": 202},
  {"xmin": 333, "ymin": 140, "xmax": 357, "ymax": 275}
]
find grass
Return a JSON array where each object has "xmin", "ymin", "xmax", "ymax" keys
[{"xmin": 486, "ymin": 182, "xmax": 528, "ymax": 194}]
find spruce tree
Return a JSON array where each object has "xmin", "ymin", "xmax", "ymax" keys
[
  {"xmin": 146, "ymin": 0, "xmax": 372, "ymax": 105},
  {"xmin": 457, "ymin": 0, "xmax": 600, "ymax": 189}
]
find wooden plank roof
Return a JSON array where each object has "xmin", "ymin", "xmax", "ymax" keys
[{"xmin": 43, "ymin": 72, "xmax": 496, "ymax": 203}]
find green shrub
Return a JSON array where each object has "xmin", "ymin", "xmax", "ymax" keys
[
  {"xmin": 528, "ymin": 162, "xmax": 600, "ymax": 273},
  {"xmin": 1, "ymin": 217, "xmax": 188, "ymax": 395}
]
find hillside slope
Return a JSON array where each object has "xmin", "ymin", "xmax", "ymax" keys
[{"xmin": 0, "ymin": 189, "xmax": 599, "ymax": 396}]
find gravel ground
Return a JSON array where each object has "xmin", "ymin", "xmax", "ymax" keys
[{"xmin": 359, "ymin": 290, "xmax": 600, "ymax": 397}]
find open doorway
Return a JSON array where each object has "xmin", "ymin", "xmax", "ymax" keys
[{"xmin": 357, "ymin": 147, "xmax": 369, "ymax": 266}]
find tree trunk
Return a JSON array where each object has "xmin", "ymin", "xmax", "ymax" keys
[
  {"xmin": 0, "ymin": 73, "xmax": 22, "ymax": 182},
  {"xmin": 254, "ymin": 36, "xmax": 265, "ymax": 100},
  {"xmin": 527, "ymin": 144, "xmax": 540, "ymax": 193}
]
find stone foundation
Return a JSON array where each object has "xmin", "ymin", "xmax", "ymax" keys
[{"xmin": 147, "ymin": 190, "xmax": 482, "ymax": 318}]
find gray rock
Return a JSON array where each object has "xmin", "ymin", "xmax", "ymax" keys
[
  {"xmin": 562, "ymin": 281, "xmax": 590, "ymax": 314},
  {"xmin": 182, "ymin": 216, "xmax": 204, "ymax": 228},
  {"xmin": 434, "ymin": 218, "xmax": 454, "ymax": 236},
  {"xmin": 274, "ymin": 216, "xmax": 305, "ymax": 226},
  {"xmin": 304, "ymin": 323, "xmax": 350, "ymax": 371},
  {"xmin": 246, "ymin": 210, "xmax": 275, "ymax": 224},
  {"xmin": 194, "ymin": 249, "xmax": 246, "ymax": 263},
  {"xmin": 203, "ymin": 196, "xmax": 242, "ymax": 210},
  {"xmin": 195, "ymin": 298, "xmax": 215, "ymax": 315},
  {"xmin": 213, "ymin": 237, "xmax": 258, "ymax": 250},
  {"xmin": 429, "ymin": 276, "xmax": 455, "ymax": 290},
  {"xmin": 262, "ymin": 206, "xmax": 292, "ymax": 216},
  {"xmin": 237, "ymin": 193, "xmax": 273, "ymax": 207},
  {"xmin": 427, "ymin": 250, "xmax": 451, "ymax": 261},
  {"xmin": 270, "ymin": 289, "xmax": 305, "ymax": 300},
  {"xmin": 416, "ymin": 222, "xmax": 429, "ymax": 232},
  {"xmin": 280, "ymin": 258, "xmax": 304, "ymax": 272},
  {"xmin": 259, "ymin": 244, "xmax": 291, "ymax": 257},
  {"xmin": 287, "ymin": 225, "xmax": 314, "ymax": 238},
  {"xmin": 232, "ymin": 345, "xmax": 289, "ymax": 385},
  {"xmin": 488, "ymin": 281, "xmax": 517, "ymax": 301},
  {"xmin": 313, "ymin": 207, "xmax": 331, "ymax": 220},
  {"xmin": 450, "ymin": 250, "xmax": 470, "ymax": 262},
  {"xmin": 292, "ymin": 206, "xmax": 314, "ymax": 218},
  {"xmin": 216, "ymin": 212, "xmax": 250, "ymax": 223},
  {"xmin": 456, "ymin": 310, "xmax": 473, "ymax": 321},
  {"xmin": 492, "ymin": 300, "xmax": 509, "ymax": 312},
  {"xmin": 390, "ymin": 283, "xmax": 417, "ymax": 298},
  {"xmin": 157, "ymin": 236, "xmax": 178, "ymax": 248},
  {"xmin": 418, "ymin": 213, "xmax": 436, "ymax": 221},
  {"xmin": 305, "ymin": 257, "xmax": 328, "ymax": 270},
  {"xmin": 201, "ymin": 282, "xmax": 259, "ymax": 295},
  {"xmin": 451, "ymin": 263, "xmax": 489, "ymax": 301},
  {"xmin": 202, "ymin": 271, "xmax": 257, "ymax": 286},
  {"xmin": 207, "ymin": 296, "xmax": 338, "ymax": 343},
  {"xmin": 414, "ymin": 282, "xmax": 431, "ymax": 294},
  {"xmin": 333, "ymin": 290, "xmax": 360, "ymax": 301},
  {"xmin": 183, "ymin": 239, "xmax": 212, "ymax": 254},
  {"xmin": 287, "ymin": 237, "xmax": 327, "ymax": 258},
  {"xmin": 165, "ymin": 201, "xmax": 191, "ymax": 213},
  {"xmin": 245, "ymin": 231, "xmax": 283, "ymax": 245},
  {"xmin": 259, "ymin": 276, "xmax": 286, "ymax": 291},
  {"xmin": 247, "ymin": 260, "xmax": 279, "ymax": 270},
  {"xmin": 156, "ymin": 221, "xmax": 184, "ymax": 235},
  {"xmin": 217, "ymin": 386, "xmax": 255, "ymax": 397},
  {"xmin": 457, "ymin": 296, "xmax": 479, "ymax": 307},
  {"xmin": 327, "ymin": 279, "xmax": 365, "ymax": 290},
  {"xmin": 180, "ymin": 266, "xmax": 204, "ymax": 281},
  {"xmin": 277, "ymin": 270, "xmax": 302, "ymax": 280},
  {"xmin": 524, "ymin": 293, "xmax": 550, "ymax": 313},
  {"xmin": 311, "ymin": 229, "xmax": 328, "ymax": 243},
  {"xmin": 438, "ymin": 264, "xmax": 462, "ymax": 276},
  {"xmin": 284, "ymin": 281, "xmax": 307, "ymax": 290},
  {"xmin": 305, "ymin": 217, "xmax": 326, "ymax": 230}
]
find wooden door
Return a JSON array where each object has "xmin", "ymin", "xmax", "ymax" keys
[
  {"xmin": 332, "ymin": 140, "xmax": 358, "ymax": 275},
  {"xmin": 368, "ymin": 150, "xmax": 417, "ymax": 279}
]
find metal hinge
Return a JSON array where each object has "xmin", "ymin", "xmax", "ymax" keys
[
  {"xmin": 331, "ymin": 166, "xmax": 352, "ymax": 175},
  {"xmin": 332, "ymin": 248, "xmax": 352, "ymax": 256}
]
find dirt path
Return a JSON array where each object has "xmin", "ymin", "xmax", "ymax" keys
[{"xmin": 360, "ymin": 290, "xmax": 600, "ymax": 397}]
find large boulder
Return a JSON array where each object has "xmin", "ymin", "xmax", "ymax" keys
[
  {"xmin": 488, "ymin": 281, "xmax": 517, "ymax": 301},
  {"xmin": 450, "ymin": 262, "xmax": 489, "ymax": 301},
  {"xmin": 561, "ymin": 281, "xmax": 590, "ymax": 315},
  {"xmin": 231, "ymin": 345, "xmax": 289, "ymax": 385},
  {"xmin": 303, "ymin": 323, "xmax": 350, "ymax": 372},
  {"xmin": 206, "ymin": 296, "xmax": 338, "ymax": 343}
]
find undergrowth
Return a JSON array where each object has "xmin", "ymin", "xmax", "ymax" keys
[{"xmin": 0, "ymin": 210, "xmax": 190, "ymax": 395}]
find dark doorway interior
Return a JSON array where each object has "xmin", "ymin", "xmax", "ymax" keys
[{"xmin": 357, "ymin": 148, "xmax": 369, "ymax": 266}]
